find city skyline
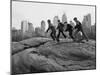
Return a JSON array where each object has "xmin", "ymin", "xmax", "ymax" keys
[{"xmin": 12, "ymin": 1, "xmax": 95, "ymax": 29}]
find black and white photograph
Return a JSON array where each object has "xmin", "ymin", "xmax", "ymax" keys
[{"xmin": 11, "ymin": 0, "xmax": 96, "ymax": 75}]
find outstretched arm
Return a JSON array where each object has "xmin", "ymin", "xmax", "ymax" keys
[{"xmin": 46, "ymin": 27, "xmax": 50, "ymax": 33}]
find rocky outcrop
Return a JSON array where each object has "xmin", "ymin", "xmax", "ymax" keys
[
  {"xmin": 12, "ymin": 42, "xmax": 25, "ymax": 55},
  {"xmin": 11, "ymin": 37, "xmax": 96, "ymax": 75},
  {"xmin": 12, "ymin": 38, "xmax": 50, "ymax": 55},
  {"xmin": 12, "ymin": 48, "xmax": 66, "ymax": 74}
]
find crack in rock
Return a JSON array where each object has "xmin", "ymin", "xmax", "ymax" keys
[{"xmin": 12, "ymin": 41, "xmax": 48, "ymax": 55}]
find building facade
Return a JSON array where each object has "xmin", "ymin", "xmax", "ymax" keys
[
  {"xmin": 21, "ymin": 20, "xmax": 28, "ymax": 33},
  {"xmin": 82, "ymin": 13, "xmax": 92, "ymax": 38},
  {"xmin": 53, "ymin": 16, "xmax": 59, "ymax": 28},
  {"xmin": 62, "ymin": 13, "xmax": 67, "ymax": 24},
  {"xmin": 28, "ymin": 22, "xmax": 34, "ymax": 33}
]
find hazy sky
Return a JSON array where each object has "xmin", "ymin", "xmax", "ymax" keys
[{"xmin": 12, "ymin": 1, "xmax": 95, "ymax": 29}]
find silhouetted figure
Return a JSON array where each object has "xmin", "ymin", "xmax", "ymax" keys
[
  {"xmin": 46, "ymin": 19, "xmax": 57, "ymax": 41},
  {"xmin": 73, "ymin": 17, "xmax": 89, "ymax": 41},
  {"xmin": 64, "ymin": 22, "xmax": 75, "ymax": 40},
  {"xmin": 56, "ymin": 20, "xmax": 66, "ymax": 42}
]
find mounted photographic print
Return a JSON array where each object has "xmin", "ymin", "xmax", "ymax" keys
[{"xmin": 11, "ymin": 0, "xmax": 96, "ymax": 75}]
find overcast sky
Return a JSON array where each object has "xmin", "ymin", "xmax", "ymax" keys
[{"xmin": 12, "ymin": 1, "xmax": 95, "ymax": 29}]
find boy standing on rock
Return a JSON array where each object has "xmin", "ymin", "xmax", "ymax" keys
[
  {"xmin": 56, "ymin": 20, "xmax": 67, "ymax": 42},
  {"xmin": 64, "ymin": 22, "xmax": 75, "ymax": 41},
  {"xmin": 46, "ymin": 19, "xmax": 57, "ymax": 41},
  {"xmin": 73, "ymin": 17, "xmax": 89, "ymax": 42}
]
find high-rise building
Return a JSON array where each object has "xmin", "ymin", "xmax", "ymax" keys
[
  {"xmin": 21, "ymin": 20, "xmax": 28, "ymax": 33},
  {"xmin": 28, "ymin": 22, "xmax": 34, "ymax": 33},
  {"xmin": 82, "ymin": 13, "xmax": 91, "ymax": 38},
  {"xmin": 41, "ymin": 20, "xmax": 45, "ymax": 31},
  {"xmin": 21, "ymin": 20, "xmax": 35, "ymax": 38},
  {"xmin": 91, "ymin": 24, "xmax": 96, "ymax": 39},
  {"xmin": 62, "ymin": 13, "xmax": 67, "ymax": 24},
  {"xmin": 82, "ymin": 13, "xmax": 91, "ymax": 28},
  {"xmin": 53, "ymin": 16, "xmax": 59, "ymax": 28},
  {"xmin": 40, "ymin": 20, "xmax": 46, "ymax": 36},
  {"xmin": 35, "ymin": 27, "xmax": 41, "ymax": 36}
]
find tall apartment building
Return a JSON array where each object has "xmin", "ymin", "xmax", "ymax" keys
[
  {"xmin": 82, "ymin": 13, "xmax": 91, "ymax": 28},
  {"xmin": 62, "ymin": 13, "xmax": 67, "ymax": 24},
  {"xmin": 28, "ymin": 22, "xmax": 34, "ymax": 33},
  {"xmin": 53, "ymin": 16, "xmax": 59, "ymax": 28},
  {"xmin": 41, "ymin": 20, "xmax": 45, "ymax": 31},
  {"xmin": 82, "ymin": 13, "xmax": 91, "ymax": 38},
  {"xmin": 21, "ymin": 20, "xmax": 28, "ymax": 33}
]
